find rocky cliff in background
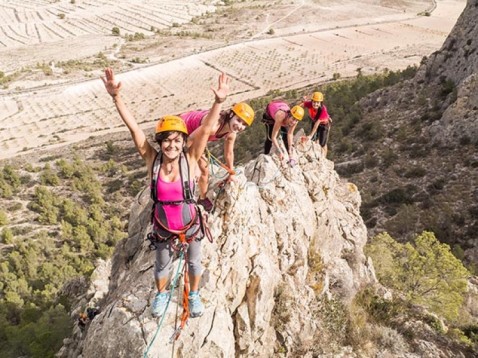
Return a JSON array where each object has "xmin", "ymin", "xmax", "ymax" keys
[
  {"xmin": 423, "ymin": 0, "xmax": 478, "ymax": 146},
  {"xmin": 58, "ymin": 142, "xmax": 376, "ymax": 357},
  {"xmin": 335, "ymin": 0, "xmax": 478, "ymax": 266}
]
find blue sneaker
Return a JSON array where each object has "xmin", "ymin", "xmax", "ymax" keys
[
  {"xmin": 189, "ymin": 291, "xmax": 204, "ymax": 318},
  {"xmin": 151, "ymin": 291, "xmax": 170, "ymax": 318}
]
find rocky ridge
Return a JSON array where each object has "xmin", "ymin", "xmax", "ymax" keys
[{"xmin": 58, "ymin": 142, "xmax": 375, "ymax": 357}]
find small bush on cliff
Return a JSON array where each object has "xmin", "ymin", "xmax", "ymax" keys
[{"xmin": 365, "ymin": 231, "xmax": 469, "ymax": 321}]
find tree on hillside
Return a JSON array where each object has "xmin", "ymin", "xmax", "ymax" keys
[{"xmin": 366, "ymin": 231, "xmax": 469, "ymax": 320}]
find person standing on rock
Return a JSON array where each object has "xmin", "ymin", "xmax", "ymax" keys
[
  {"xmin": 101, "ymin": 67, "xmax": 230, "ymax": 318},
  {"xmin": 301, "ymin": 91, "xmax": 332, "ymax": 157},
  {"xmin": 262, "ymin": 100, "xmax": 304, "ymax": 166},
  {"xmin": 179, "ymin": 102, "xmax": 255, "ymax": 212}
]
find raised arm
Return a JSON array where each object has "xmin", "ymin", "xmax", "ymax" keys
[
  {"xmin": 188, "ymin": 73, "xmax": 230, "ymax": 163},
  {"xmin": 101, "ymin": 68, "xmax": 156, "ymax": 167}
]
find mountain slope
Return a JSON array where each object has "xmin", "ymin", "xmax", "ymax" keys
[{"xmin": 333, "ymin": 0, "xmax": 478, "ymax": 268}]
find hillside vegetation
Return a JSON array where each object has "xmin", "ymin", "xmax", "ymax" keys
[{"xmin": 1, "ymin": 67, "xmax": 477, "ymax": 356}]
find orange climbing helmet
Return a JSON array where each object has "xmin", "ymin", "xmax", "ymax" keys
[
  {"xmin": 290, "ymin": 105, "xmax": 304, "ymax": 121},
  {"xmin": 312, "ymin": 91, "xmax": 324, "ymax": 102},
  {"xmin": 232, "ymin": 102, "xmax": 255, "ymax": 126},
  {"xmin": 155, "ymin": 115, "xmax": 188, "ymax": 135}
]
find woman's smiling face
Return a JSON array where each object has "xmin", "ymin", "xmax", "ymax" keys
[
  {"xmin": 312, "ymin": 100, "xmax": 321, "ymax": 109},
  {"xmin": 160, "ymin": 132, "xmax": 185, "ymax": 160},
  {"xmin": 229, "ymin": 115, "xmax": 247, "ymax": 133}
]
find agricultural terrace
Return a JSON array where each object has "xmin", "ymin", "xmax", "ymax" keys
[{"xmin": 0, "ymin": 0, "xmax": 466, "ymax": 159}]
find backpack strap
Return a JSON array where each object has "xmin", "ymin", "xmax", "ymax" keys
[
  {"xmin": 150, "ymin": 152, "xmax": 161, "ymax": 203},
  {"xmin": 178, "ymin": 152, "xmax": 194, "ymax": 203}
]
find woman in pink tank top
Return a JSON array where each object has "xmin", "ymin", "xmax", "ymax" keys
[
  {"xmin": 179, "ymin": 102, "xmax": 255, "ymax": 212},
  {"xmin": 102, "ymin": 68, "xmax": 230, "ymax": 319},
  {"xmin": 263, "ymin": 101, "xmax": 305, "ymax": 165}
]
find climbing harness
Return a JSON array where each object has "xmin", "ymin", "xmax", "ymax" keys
[{"xmin": 149, "ymin": 151, "xmax": 212, "ymax": 242}]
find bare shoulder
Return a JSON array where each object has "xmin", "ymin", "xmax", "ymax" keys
[
  {"xmin": 144, "ymin": 147, "xmax": 159, "ymax": 177},
  {"xmin": 185, "ymin": 151, "xmax": 198, "ymax": 177}
]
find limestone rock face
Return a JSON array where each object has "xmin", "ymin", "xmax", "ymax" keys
[
  {"xmin": 429, "ymin": 72, "xmax": 478, "ymax": 146},
  {"xmin": 62, "ymin": 142, "xmax": 375, "ymax": 357},
  {"xmin": 422, "ymin": 0, "xmax": 478, "ymax": 146},
  {"xmin": 425, "ymin": 0, "xmax": 478, "ymax": 87}
]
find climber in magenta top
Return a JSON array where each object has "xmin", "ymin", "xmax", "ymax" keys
[
  {"xmin": 262, "ymin": 100, "xmax": 305, "ymax": 164},
  {"xmin": 101, "ymin": 67, "xmax": 230, "ymax": 319},
  {"xmin": 301, "ymin": 91, "xmax": 332, "ymax": 156},
  {"xmin": 179, "ymin": 102, "xmax": 255, "ymax": 212}
]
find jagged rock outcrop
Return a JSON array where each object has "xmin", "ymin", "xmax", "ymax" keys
[
  {"xmin": 59, "ymin": 141, "xmax": 375, "ymax": 357},
  {"xmin": 420, "ymin": 0, "xmax": 478, "ymax": 145},
  {"xmin": 335, "ymin": 0, "xmax": 477, "ymax": 257}
]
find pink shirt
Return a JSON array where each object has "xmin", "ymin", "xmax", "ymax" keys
[
  {"xmin": 303, "ymin": 102, "xmax": 329, "ymax": 124},
  {"xmin": 180, "ymin": 110, "xmax": 225, "ymax": 142},
  {"xmin": 266, "ymin": 101, "xmax": 290, "ymax": 128},
  {"xmin": 156, "ymin": 176, "xmax": 196, "ymax": 230}
]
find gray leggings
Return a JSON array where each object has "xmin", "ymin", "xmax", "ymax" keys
[{"xmin": 154, "ymin": 239, "xmax": 202, "ymax": 280}]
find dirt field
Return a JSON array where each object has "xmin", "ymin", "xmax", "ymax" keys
[{"xmin": 0, "ymin": 0, "xmax": 466, "ymax": 160}]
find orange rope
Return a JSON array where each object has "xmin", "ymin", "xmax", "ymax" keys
[{"xmin": 178, "ymin": 233, "xmax": 190, "ymax": 333}]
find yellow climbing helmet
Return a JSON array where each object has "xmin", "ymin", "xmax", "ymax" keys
[
  {"xmin": 155, "ymin": 115, "xmax": 188, "ymax": 135},
  {"xmin": 312, "ymin": 91, "xmax": 324, "ymax": 102},
  {"xmin": 290, "ymin": 105, "xmax": 304, "ymax": 121},
  {"xmin": 232, "ymin": 102, "xmax": 255, "ymax": 126}
]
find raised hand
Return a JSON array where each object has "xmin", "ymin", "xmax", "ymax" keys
[
  {"xmin": 101, "ymin": 67, "xmax": 122, "ymax": 98},
  {"xmin": 211, "ymin": 72, "xmax": 230, "ymax": 102}
]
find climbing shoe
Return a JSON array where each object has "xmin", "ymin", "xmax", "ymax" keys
[
  {"xmin": 197, "ymin": 198, "xmax": 213, "ymax": 213},
  {"xmin": 151, "ymin": 291, "xmax": 170, "ymax": 318},
  {"xmin": 189, "ymin": 291, "xmax": 204, "ymax": 318}
]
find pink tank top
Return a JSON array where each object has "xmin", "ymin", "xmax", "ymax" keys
[
  {"xmin": 267, "ymin": 101, "xmax": 290, "ymax": 128},
  {"xmin": 180, "ymin": 110, "xmax": 228, "ymax": 142},
  {"xmin": 156, "ymin": 175, "xmax": 196, "ymax": 230}
]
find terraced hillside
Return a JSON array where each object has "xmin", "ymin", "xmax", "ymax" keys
[{"xmin": 0, "ymin": 0, "xmax": 466, "ymax": 160}]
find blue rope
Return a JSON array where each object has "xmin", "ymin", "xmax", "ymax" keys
[{"xmin": 143, "ymin": 251, "xmax": 185, "ymax": 358}]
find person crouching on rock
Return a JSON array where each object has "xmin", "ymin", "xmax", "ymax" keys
[
  {"xmin": 101, "ymin": 68, "xmax": 230, "ymax": 319},
  {"xmin": 301, "ymin": 91, "xmax": 332, "ymax": 157},
  {"xmin": 179, "ymin": 102, "xmax": 255, "ymax": 212},
  {"xmin": 262, "ymin": 100, "xmax": 304, "ymax": 166}
]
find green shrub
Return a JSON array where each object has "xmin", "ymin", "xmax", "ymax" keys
[
  {"xmin": 0, "ymin": 210, "xmax": 8, "ymax": 226},
  {"xmin": 403, "ymin": 166, "xmax": 427, "ymax": 178},
  {"xmin": 40, "ymin": 163, "xmax": 60, "ymax": 186},
  {"xmin": 1, "ymin": 228, "xmax": 14, "ymax": 244},
  {"xmin": 377, "ymin": 187, "xmax": 414, "ymax": 206},
  {"xmin": 355, "ymin": 287, "xmax": 403, "ymax": 324},
  {"xmin": 28, "ymin": 186, "xmax": 61, "ymax": 224},
  {"xmin": 366, "ymin": 231, "xmax": 469, "ymax": 320}
]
